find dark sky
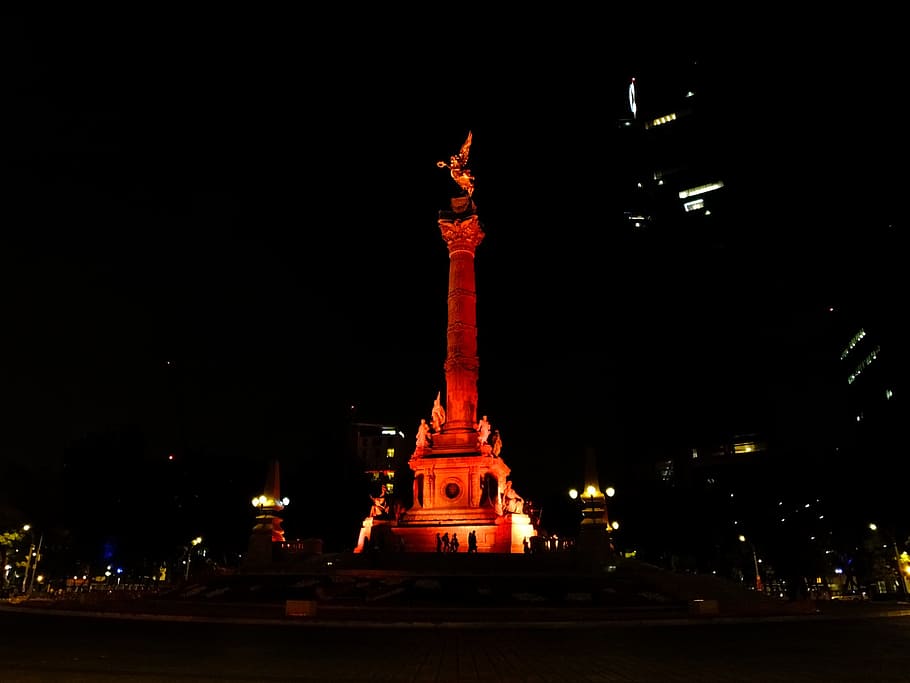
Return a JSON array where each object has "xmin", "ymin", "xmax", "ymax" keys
[{"xmin": 2, "ymin": 13, "xmax": 906, "ymax": 516}]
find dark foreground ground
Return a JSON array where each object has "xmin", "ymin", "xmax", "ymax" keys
[
  {"xmin": 6, "ymin": 553, "xmax": 827, "ymax": 624},
  {"xmin": 5, "ymin": 553, "xmax": 910, "ymax": 681},
  {"xmin": 3, "ymin": 601, "xmax": 910, "ymax": 682},
  {"xmin": 5, "ymin": 553, "xmax": 876, "ymax": 623}
]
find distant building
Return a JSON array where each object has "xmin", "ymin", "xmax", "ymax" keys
[
  {"xmin": 618, "ymin": 59, "xmax": 729, "ymax": 239},
  {"xmin": 349, "ymin": 421, "xmax": 409, "ymax": 503}
]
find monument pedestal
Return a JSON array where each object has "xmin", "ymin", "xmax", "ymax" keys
[
  {"xmin": 352, "ymin": 446, "xmax": 536, "ymax": 553},
  {"xmin": 243, "ymin": 528, "xmax": 275, "ymax": 569}
]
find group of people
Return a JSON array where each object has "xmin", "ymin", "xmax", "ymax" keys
[
  {"xmin": 435, "ymin": 530, "xmax": 479, "ymax": 553},
  {"xmin": 435, "ymin": 532, "xmax": 457, "ymax": 552}
]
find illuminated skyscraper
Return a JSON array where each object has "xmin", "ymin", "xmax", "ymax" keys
[{"xmin": 618, "ymin": 58, "xmax": 730, "ymax": 238}]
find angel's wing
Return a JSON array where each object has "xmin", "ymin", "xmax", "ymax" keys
[{"xmin": 458, "ymin": 131, "xmax": 473, "ymax": 162}]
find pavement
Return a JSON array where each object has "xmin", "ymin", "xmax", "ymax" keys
[
  {"xmin": 5, "ymin": 599, "xmax": 910, "ymax": 683},
  {"xmin": 4, "ymin": 553, "xmax": 908, "ymax": 627},
  {"xmin": 5, "ymin": 595, "xmax": 910, "ymax": 629},
  {"xmin": 7, "ymin": 553, "xmax": 910, "ymax": 627}
]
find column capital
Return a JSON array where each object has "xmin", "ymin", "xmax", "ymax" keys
[{"xmin": 438, "ymin": 213, "xmax": 484, "ymax": 253}]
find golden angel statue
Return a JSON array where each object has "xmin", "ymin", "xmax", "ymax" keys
[{"xmin": 437, "ymin": 131, "xmax": 475, "ymax": 197}]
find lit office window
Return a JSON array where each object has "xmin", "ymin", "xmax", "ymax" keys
[
  {"xmin": 646, "ymin": 112, "xmax": 678, "ymax": 128},
  {"xmin": 847, "ymin": 345, "xmax": 880, "ymax": 384},
  {"xmin": 840, "ymin": 329, "xmax": 866, "ymax": 361},
  {"xmin": 678, "ymin": 181, "xmax": 724, "ymax": 199}
]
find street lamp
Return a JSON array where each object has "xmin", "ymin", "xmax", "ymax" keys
[
  {"xmin": 738, "ymin": 535, "xmax": 763, "ymax": 592},
  {"xmin": 184, "ymin": 536, "xmax": 203, "ymax": 581},
  {"xmin": 20, "ymin": 524, "xmax": 43, "ymax": 595}
]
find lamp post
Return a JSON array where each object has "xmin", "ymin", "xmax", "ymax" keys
[
  {"xmin": 569, "ymin": 484, "xmax": 617, "ymax": 556},
  {"xmin": 868, "ymin": 523, "xmax": 909, "ymax": 598},
  {"xmin": 27, "ymin": 533, "xmax": 43, "ymax": 594},
  {"xmin": 20, "ymin": 525, "xmax": 33, "ymax": 594},
  {"xmin": 584, "ymin": 484, "xmax": 597, "ymax": 519},
  {"xmin": 20, "ymin": 524, "xmax": 42, "ymax": 595},
  {"xmin": 184, "ymin": 536, "xmax": 203, "ymax": 581},
  {"xmin": 738, "ymin": 535, "xmax": 763, "ymax": 592}
]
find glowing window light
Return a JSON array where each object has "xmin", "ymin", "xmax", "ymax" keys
[
  {"xmin": 683, "ymin": 199, "xmax": 705, "ymax": 212},
  {"xmin": 840, "ymin": 329, "xmax": 866, "ymax": 360},
  {"xmin": 648, "ymin": 112, "xmax": 678, "ymax": 127},
  {"xmin": 678, "ymin": 181, "xmax": 725, "ymax": 199},
  {"xmin": 847, "ymin": 345, "xmax": 880, "ymax": 384}
]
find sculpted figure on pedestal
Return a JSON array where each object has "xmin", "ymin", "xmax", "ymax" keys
[
  {"xmin": 501, "ymin": 479, "xmax": 525, "ymax": 515},
  {"xmin": 436, "ymin": 130, "xmax": 475, "ymax": 197},
  {"xmin": 491, "ymin": 429, "xmax": 502, "ymax": 457},
  {"xmin": 431, "ymin": 391, "xmax": 446, "ymax": 432},
  {"xmin": 476, "ymin": 414, "xmax": 491, "ymax": 445},
  {"xmin": 369, "ymin": 485, "xmax": 389, "ymax": 518},
  {"xmin": 416, "ymin": 418, "xmax": 432, "ymax": 448}
]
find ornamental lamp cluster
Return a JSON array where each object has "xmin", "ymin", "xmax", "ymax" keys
[
  {"xmin": 568, "ymin": 485, "xmax": 619, "ymax": 530},
  {"xmin": 251, "ymin": 495, "xmax": 289, "ymax": 511}
]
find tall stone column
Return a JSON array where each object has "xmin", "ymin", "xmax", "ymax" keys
[{"xmin": 438, "ymin": 206, "xmax": 484, "ymax": 434}]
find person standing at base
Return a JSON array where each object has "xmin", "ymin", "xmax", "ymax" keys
[
  {"xmin": 450, "ymin": 533, "xmax": 460, "ymax": 552},
  {"xmin": 467, "ymin": 530, "xmax": 478, "ymax": 553}
]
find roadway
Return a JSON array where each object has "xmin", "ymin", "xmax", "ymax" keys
[{"xmin": 2, "ymin": 601, "xmax": 910, "ymax": 682}]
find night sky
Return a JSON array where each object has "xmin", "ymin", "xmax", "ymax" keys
[{"xmin": 2, "ymin": 13, "xmax": 906, "ymax": 547}]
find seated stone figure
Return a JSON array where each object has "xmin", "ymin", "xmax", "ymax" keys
[
  {"xmin": 369, "ymin": 485, "xmax": 389, "ymax": 518},
  {"xmin": 501, "ymin": 480, "xmax": 524, "ymax": 515}
]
